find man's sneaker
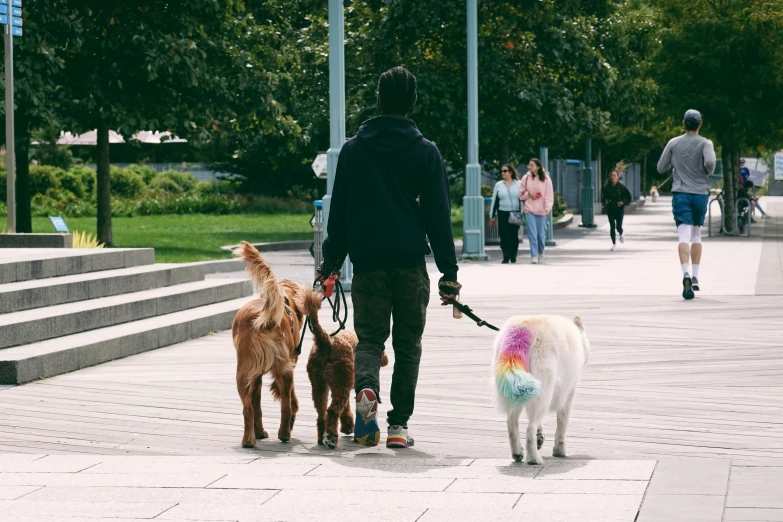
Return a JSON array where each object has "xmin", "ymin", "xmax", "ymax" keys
[
  {"xmin": 354, "ymin": 389, "xmax": 381, "ymax": 446},
  {"xmin": 610, "ymin": 244, "xmax": 618, "ymax": 251},
  {"xmin": 682, "ymin": 275, "xmax": 695, "ymax": 300},
  {"xmin": 692, "ymin": 277, "xmax": 700, "ymax": 291},
  {"xmin": 386, "ymin": 425, "xmax": 414, "ymax": 448},
  {"xmin": 619, "ymin": 234, "xmax": 625, "ymax": 244},
  {"xmin": 531, "ymin": 257, "xmax": 538, "ymax": 264}
]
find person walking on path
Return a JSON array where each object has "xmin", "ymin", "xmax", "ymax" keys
[
  {"xmin": 740, "ymin": 160, "xmax": 768, "ymax": 221},
  {"xmin": 657, "ymin": 109, "xmax": 716, "ymax": 300},
  {"xmin": 489, "ymin": 164, "xmax": 522, "ymax": 264},
  {"xmin": 519, "ymin": 158, "xmax": 554, "ymax": 264},
  {"xmin": 602, "ymin": 170, "xmax": 632, "ymax": 251},
  {"xmin": 321, "ymin": 67, "xmax": 460, "ymax": 449}
]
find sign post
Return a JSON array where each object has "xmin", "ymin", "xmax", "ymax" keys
[
  {"xmin": 3, "ymin": 0, "xmax": 18, "ymax": 233},
  {"xmin": 774, "ymin": 152, "xmax": 783, "ymax": 181}
]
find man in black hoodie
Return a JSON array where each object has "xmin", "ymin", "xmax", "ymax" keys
[{"xmin": 321, "ymin": 67, "xmax": 460, "ymax": 448}]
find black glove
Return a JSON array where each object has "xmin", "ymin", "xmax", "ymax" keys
[{"xmin": 438, "ymin": 276, "xmax": 462, "ymax": 306}]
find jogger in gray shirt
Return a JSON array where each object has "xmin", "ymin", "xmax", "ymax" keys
[{"xmin": 657, "ymin": 109, "xmax": 716, "ymax": 300}]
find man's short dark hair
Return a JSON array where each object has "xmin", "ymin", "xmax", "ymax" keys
[
  {"xmin": 684, "ymin": 118, "xmax": 700, "ymax": 131},
  {"xmin": 378, "ymin": 67, "xmax": 417, "ymax": 116}
]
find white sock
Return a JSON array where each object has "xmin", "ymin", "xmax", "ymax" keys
[
  {"xmin": 692, "ymin": 264, "xmax": 699, "ymax": 279},
  {"xmin": 681, "ymin": 263, "xmax": 690, "ymax": 276}
]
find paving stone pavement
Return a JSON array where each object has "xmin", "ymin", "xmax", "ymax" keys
[{"xmin": 1, "ymin": 196, "xmax": 782, "ymax": 521}]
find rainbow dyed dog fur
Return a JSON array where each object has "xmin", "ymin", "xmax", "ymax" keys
[{"xmin": 493, "ymin": 315, "xmax": 590, "ymax": 464}]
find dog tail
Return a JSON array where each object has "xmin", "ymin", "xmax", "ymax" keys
[
  {"xmin": 494, "ymin": 326, "xmax": 541, "ymax": 409},
  {"xmin": 302, "ymin": 288, "xmax": 331, "ymax": 351},
  {"xmin": 235, "ymin": 241, "xmax": 285, "ymax": 329}
]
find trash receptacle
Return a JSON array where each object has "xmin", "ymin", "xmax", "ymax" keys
[
  {"xmin": 312, "ymin": 200, "xmax": 323, "ymax": 277},
  {"xmin": 485, "ymin": 197, "xmax": 500, "ymax": 245}
]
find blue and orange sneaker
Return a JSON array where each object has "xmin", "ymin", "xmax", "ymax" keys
[
  {"xmin": 354, "ymin": 388, "xmax": 381, "ymax": 446},
  {"xmin": 386, "ymin": 425, "xmax": 414, "ymax": 448}
]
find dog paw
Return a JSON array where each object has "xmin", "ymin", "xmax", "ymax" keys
[
  {"xmin": 553, "ymin": 442, "xmax": 567, "ymax": 458},
  {"xmin": 278, "ymin": 428, "xmax": 291, "ymax": 443},
  {"xmin": 323, "ymin": 434, "xmax": 338, "ymax": 449},
  {"xmin": 340, "ymin": 421, "xmax": 354, "ymax": 435},
  {"xmin": 242, "ymin": 438, "xmax": 257, "ymax": 449},
  {"xmin": 512, "ymin": 453, "xmax": 523, "ymax": 463},
  {"xmin": 526, "ymin": 453, "xmax": 543, "ymax": 465},
  {"xmin": 256, "ymin": 429, "xmax": 269, "ymax": 439},
  {"xmin": 537, "ymin": 432, "xmax": 545, "ymax": 450}
]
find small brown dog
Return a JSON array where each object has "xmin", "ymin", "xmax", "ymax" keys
[
  {"xmin": 302, "ymin": 289, "xmax": 388, "ymax": 448},
  {"xmin": 232, "ymin": 241, "xmax": 305, "ymax": 448}
]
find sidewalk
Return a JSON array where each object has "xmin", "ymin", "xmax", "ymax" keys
[{"xmin": 1, "ymin": 197, "xmax": 782, "ymax": 521}]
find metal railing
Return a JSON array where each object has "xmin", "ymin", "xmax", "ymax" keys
[
  {"xmin": 708, "ymin": 193, "xmax": 751, "ymax": 237},
  {"xmin": 311, "ymin": 200, "xmax": 323, "ymax": 277}
]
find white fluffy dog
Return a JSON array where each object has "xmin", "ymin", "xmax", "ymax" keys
[{"xmin": 493, "ymin": 315, "xmax": 590, "ymax": 464}]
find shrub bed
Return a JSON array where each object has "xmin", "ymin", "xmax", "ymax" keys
[{"xmin": 0, "ymin": 165, "xmax": 310, "ymax": 217}]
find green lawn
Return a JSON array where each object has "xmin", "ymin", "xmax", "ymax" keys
[
  {"xmin": 3, "ymin": 211, "xmax": 466, "ymax": 263},
  {"xmin": 10, "ymin": 214, "xmax": 313, "ymax": 263}
]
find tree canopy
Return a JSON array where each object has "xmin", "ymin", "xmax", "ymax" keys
[{"xmin": 3, "ymin": 0, "xmax": 783, "ymax": 236}]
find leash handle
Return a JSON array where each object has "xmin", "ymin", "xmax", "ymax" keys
[
  {"xmin": 322, "ymin": 274, "xmax": 338, "ymax": 298},
  {"xmin": 452, "ymin": 296, "xmax": 463, "ymax": 319}
]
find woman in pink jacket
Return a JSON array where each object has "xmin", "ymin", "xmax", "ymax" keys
[{"xmin": 519, "ymin": 158, "xmax": 554, "ymax": 264}]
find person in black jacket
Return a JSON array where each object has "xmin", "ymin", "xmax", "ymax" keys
[
  {"xmin": 602, "ymin": 170, "xmax": 632, "ymax": 251},
  {"xmin": 321, "ymin": 67, "xmax": 460, "ymax": 449}
]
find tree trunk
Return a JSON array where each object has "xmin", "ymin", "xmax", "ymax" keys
[
  {"xmin": 721, "ymin": 144, "xmax": 736, "ymax": 232},
  {"xmin": 96, "ymin": 122, "xmax": 113, "ymax": 246},
  {"xmin": 14, "ymin": 120, "xmax": 32, "ymax": 233}
]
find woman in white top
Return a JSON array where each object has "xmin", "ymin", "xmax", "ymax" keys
[{"xmin": 489, "ymin": 164, "xmax": 522, "ymax": 263}]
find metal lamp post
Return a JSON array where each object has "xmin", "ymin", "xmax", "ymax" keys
[
  {"xmin": 460, "ymin": 0, "xmax": 488, "ymax": 260},
  {"xmin": 322, "ymin": 0, "xmax": 352, "ymax": 288},
  {"xmin": 541, "ymin": 146, "xmax": 556, "ymax": 246},
  {"xmin": 579, "ymin": 138, "xmax": 597, "ymax": 228}
]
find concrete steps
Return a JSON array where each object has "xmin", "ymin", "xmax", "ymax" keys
[
  {"xmin": 0, "ymin": 263, "xmax": 205, "ymax": 314},
  {"xmin": 0, "ymin": 248, "xmax": 155, "ymax": 284},
  {"xmin": 0, "ymin": 247, "xmax": 252, "ymax": 384},
  {"xmin": 0, "ymin": 298, "xmax": 251, "ymax": 384}
]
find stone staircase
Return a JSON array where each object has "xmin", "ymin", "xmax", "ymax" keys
[{"xmin": 0, "ymin": 248, "xmax": 252, "ymax": 385}]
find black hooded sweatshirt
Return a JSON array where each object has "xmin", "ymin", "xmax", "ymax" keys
[{"xmin": 322, "ymin": 116, "xmax": 458, "ymax": 281}]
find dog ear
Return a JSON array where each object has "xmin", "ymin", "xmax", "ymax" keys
[{"xmin": 573, "ymin": 316, "xmax": 584, "ymax": 331}]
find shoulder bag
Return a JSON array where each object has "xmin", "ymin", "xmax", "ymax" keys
[{"xmin": 504, "ymin": 181, "xmax": 524, "ymax": 226}]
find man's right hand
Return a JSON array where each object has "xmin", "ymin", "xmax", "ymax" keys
[
  {"xmin": 489, "ymin": 218, "xmax": 496, "ymax": 227},
  {"xmin": 438, "ymin": 277, "xmax": 461, "ymax": 306}
]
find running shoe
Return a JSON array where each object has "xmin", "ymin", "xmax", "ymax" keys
[
  {"xmin": 538, "ymin": 253, "xmax": 544, "ymax": 262},
  {"xmin": 682, "ymin": 275, "xmax": 695, "ymax": 300},
  {"xmin": 610, "ymin": 244, "xmax": 618, "ymax": 251},
  {"xmin": 692, "ymin": 277, "xmax": 700, "ymax": 291},
  {"xmin": 386, "ymin": 425, "xmax": 414, "ymax": 448},
  {"xmin": 531, "ymin": 257, "xmax": 538, "ymax": 264},
  {"xmin": 354, "ymin": 389, "xmax": 381, "ymax": 446},
  {"xmin": 619, "ymin": 234, "xmax": 625, "ymax": 244}
]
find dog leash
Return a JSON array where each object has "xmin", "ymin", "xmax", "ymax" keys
[
  {"xmin": 295, "ymin": 275, "xmax": 349, "ymax": 355},
  {"xmin": 444, "ymin": 297, "xmax": 500, "ymax": 331}
]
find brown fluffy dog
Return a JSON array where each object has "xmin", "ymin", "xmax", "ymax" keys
[
  {"xmin": 302, "ymin": 290, "xmax": 388, "ymax": 448},
  {"xmin": 232, "ymin": 241, "xmax": 305, "ymax": 448}
]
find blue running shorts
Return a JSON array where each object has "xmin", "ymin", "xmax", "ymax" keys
[{"xmin": 672, "ymin": 192, "xmax": 709, "ymax": 227}]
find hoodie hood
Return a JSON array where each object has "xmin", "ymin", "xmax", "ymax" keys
[{"xmin": 356, "ymin": 115, "xmax": 424, "ymax": 154}]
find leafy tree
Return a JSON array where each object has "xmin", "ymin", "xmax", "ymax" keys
[
  {"xmin": 57, "ymin": 0, "xmax": 257, "ymax": 245},
  {"xmin": 654, "ymin": 0, "xmax": 783, "ymax": 229},
  {"xmin": 0, "ymin": 0, "xmax": 78, "ymax": 232}
]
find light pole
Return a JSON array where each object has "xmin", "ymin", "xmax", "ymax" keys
[
  {"xmin": 541, "ymin": 146, "xmax": 556, "ymax": 246},
  {"xmin": 322, "ymin": 0, "xmax": 352, "ymax": 288},
  {"xmin": 461, "ymin": 0, "xmax": 487, "ymax": 260},
  {"xmin": 4, "ymin": 23, "xmax": 16, "ymax": 233},
  {"xmin": 579, "ymin": 138, "xmax": 597, "ymax": 228}
]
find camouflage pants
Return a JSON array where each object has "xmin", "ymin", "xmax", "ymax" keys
[{"xmin": 351, "ymin": 266, "xmax": 430, "ymax": 428}]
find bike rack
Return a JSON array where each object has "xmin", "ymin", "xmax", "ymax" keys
[{"xmin": 708, "ymin": 195, "xmax": 751, "ymax": 237}]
